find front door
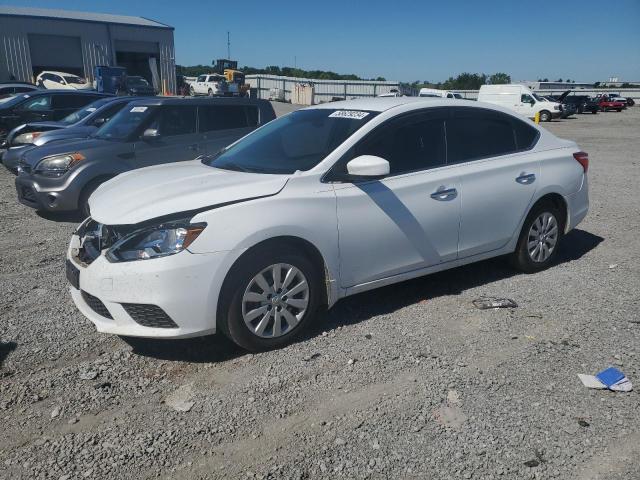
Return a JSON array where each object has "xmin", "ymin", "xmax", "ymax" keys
[
  {"xmin": 334, "ymin": 110, "xmax": 461, "ymax": 288},
  {"xmin": 133, "ymin": 105, "xmax": 202, "ymax": 167}
]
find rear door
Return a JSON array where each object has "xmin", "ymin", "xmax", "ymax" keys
[
  {"xmin": 15, "ymin": 94, "xmax": 54, "ymax": 122},
  {"xmin": 334, "ymin": 110, "xmax": 461, "ymax": 287},
  {"xmin": 447, "ymin": 107, "xmax": 541, "ymax": 258},
  {"xmin": 198, "ymin": 104, "xmax": 258, "ymax": 154},
  {"xmin": 133, "ymin": 105, "xmax": 200, "ymax": 167}
]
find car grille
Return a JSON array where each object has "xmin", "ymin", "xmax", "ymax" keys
[
  {"xmin": 121, "ymin": 303, "xmax": 178, "ymax": 329},
  {"xmin": 81, "ymin": 290, "xmax": 113, "ymax": 319}
]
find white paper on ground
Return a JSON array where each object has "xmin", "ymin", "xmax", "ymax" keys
[
  {"xmin": 578, "ymin": 374, "xmax": 633, "ymax": 392},
  {"xmin": 610, "ymin": 378, "xmax": 633, "ymax": 392}
]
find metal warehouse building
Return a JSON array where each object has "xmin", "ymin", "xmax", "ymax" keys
[{"xmin": 0, "ymin": 6, "xmax": 176, "ymax": 93}]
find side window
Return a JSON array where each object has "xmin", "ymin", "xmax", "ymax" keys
[
  {"xmin": 52, "ymin": 75, "xmax": 64, "ymax": 84},
  {"xmin": 521, "ymin": 94, "xmax": 534, "ymax": 103},
  {"xmin": 20, "ymin": 96, "xmax": 51, "ymax": 111},
  {"xmin": 512, "ymin": 118, "xmax": 539, "ymax": 150},
  {"xmin": 197, "ymin": 75, "xmax": 206, "ymax": 82},
  {"xmin": 0, "ymin": 87, "xmax": 10, "ymax": 95},
  {"xmin": 151, "ymin": 106, "xmax": 197, "ymax": 137},
  {"xmin": 199, "ymin": 105, "xmax": 251, "ymax": 132},
  {"xmin": 356, "ymin": 113, "xmax": 446, "ymax": 175},
  {"xmin": 446, "ymin": 109, "xmax": 519, "ymax": 163},
  {"xmin": 446, "ymin": 93, "xmax": 454, "ymax": 98},
  {"xmin": 14, "ymin": 86, "xmax": 34, "ymax": 94},
  {"xmin": 52, "ymin": 95, "xmax": 93, "ymax": 109}
]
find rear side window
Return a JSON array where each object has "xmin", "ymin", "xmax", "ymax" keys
[
  {"xmin": 446, "ymin": 108, "xmax": 538, "ymax": 163},
  {"xmin": 21, "ymin": 95, "xmax": 51, "ymax": 111},
  {"xmin": 198, "ymin": 105, "xmax": 257, "ymax": 132},
  {"xmin": 356, "ymin": 114, "xmax": 446, "ymax": 175},
  {"xmin": 151, "ymin": 106, "xmax": 197, "ymax": 136},
  {"xmin": 52, "ymin": 95, "xmax": 94, "ymax": 109}
]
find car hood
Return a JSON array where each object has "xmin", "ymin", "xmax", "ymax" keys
[
  {"xmin": 557, "ymin": 90, "xmax": 571, "ymax": 102},
  {"xmin": 34, "ymin": 126, "xmax": 97, "ymax": 146},
  {"xmin": 21, "ymin": 137, "xmax": 116, "ymax": 167},
  {"xmin": 89, "ymin": 159, "xmax": 290, "ymax": 225}
]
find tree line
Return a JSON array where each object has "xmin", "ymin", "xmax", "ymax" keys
[{"xmin": 402, "ymin": 72, "xmax": 512, "ymax": 91}]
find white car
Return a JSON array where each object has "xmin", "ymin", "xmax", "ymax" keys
[
  {"xmin": 36, "ymin": 71, "xmax": 92, "ymax": 90},
  {"xmin": 478, "ymin": 84, "xmax": 562, "ymax": 122},
  {"xmin": 66, "ymin": 98, "xmax": 589, "ymax": 351},
  {"xmin": 189, "ymin": 74, "xmax": 227, "ymax": 96},
  {"xmin": 419, "ymin": 88, "xmax": 462, "ymax": 99}
]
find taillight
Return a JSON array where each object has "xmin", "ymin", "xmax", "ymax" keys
[{"xmin": 573, "ymin": 151, "xmax": 589, "ymax": 173}]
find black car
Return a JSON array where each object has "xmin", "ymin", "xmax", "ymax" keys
[
  {"xmin": 118, "ymin": 76, "xmax": 156, "ymax": 96},
  {"xmin": 554, "ymin": 91, "xmax": 599, "ymax": 114},
  {"xmin": 0, "ymin": 90, "xmax": 110, "ymax": 144},
  {"xmin": 0, "ymin": 81, "xmax": 39, "ymax": 99}
]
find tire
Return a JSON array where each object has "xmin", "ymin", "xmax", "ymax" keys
[
  {"xmin": 509, "ymin": 201, "xmax": 564, "ymax": 274},
  {"xmin": 78, "ymin": 179, "xmax": 106, "ymax": 218},
  {"xmin": 208, "ymin": 88, "xmax": 213, "ymax": 97},
  {"xmin": 591, "ymin": 110, "xmax": 597, "ymax": 114},
  {"xmin": 219, "ymin": 247, "xmax": 322, "ymax": 352},
  {"xmin": 616, "ymin": 109, "xmax": 622, "ymax": 112},
  {"xmin": 539, "ymin": 110, "xmax": 552, "ymax": 122},
  {"xmin": 189, "ymin": 86, "xmax": 195, "ymax": 97}
]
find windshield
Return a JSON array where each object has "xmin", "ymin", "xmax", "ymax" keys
[
  {"xmin": 204, "ymin": 109, "xmax": 378, "ymax": 174},
  {"xmin": 94, "ymin": 105, "xmax": 156, "ymax": 140},
  {"xmin": 64, "ymin": 76, "xmax": 84, "ymax": 85},
  {"xmin": 127, "ymin": 77, "xmax": 150, "ymax": 87},
  {"xmin": 60, "ymin": 98, "xmax": 111, "ymax": 124}
]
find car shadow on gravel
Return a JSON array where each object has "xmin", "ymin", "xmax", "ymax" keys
[
  {"xmin": 0, "ymin": 340, "xmax": 18, "ymax": 368},
  {"xmin": 125, "ymin": 229, "xmax": 602, "ymax": 362},
  {"xmin": 121, "ymin": 334, "xmax": 243, "ymax": 363},
  {"xmin": 312, "ymin": 228, "xmax": 604, "ymax": 332},
  {"xmin": 35, "ymin": 210, "xmax": 85, "ymax": 223}
]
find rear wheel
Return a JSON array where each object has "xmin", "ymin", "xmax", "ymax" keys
[
  {"xmin": 208, "ymin": 88, "xmax": 214, "ymax": 97},
  {"xmin": 219, "ymin": 247, "xmax": 322, "ymax": 351},
  {"xmin": 189, "ymin": 86, "xmax": 195, "ymax": 96},
  {"xmin": 616, "ymin": 109, "xmax": 622, "ymax": 112},
  {"xmin": 539, "ymin": 110, "xmax": 552, "ymax": 122},
  {"xmin": 510, "ymin": 201, "xmax": 564, "ymax": 273}
]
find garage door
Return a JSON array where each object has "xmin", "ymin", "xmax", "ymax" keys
[{"xmin": 28, "ymin": 34, "xmax": 83, "ymax": 72}]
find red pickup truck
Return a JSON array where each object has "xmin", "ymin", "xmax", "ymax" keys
[{"xmin": 597, "ymin": 96, "xmax": 626, "ymax": 112}]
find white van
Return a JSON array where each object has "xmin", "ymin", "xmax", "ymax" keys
[
  {"xmin": 478, "ymin": 84, "xmax": 561, "ymax": 122},
  {"xmin": 418, "ymin": 88, "xmax": 462, "ymax": 99}
]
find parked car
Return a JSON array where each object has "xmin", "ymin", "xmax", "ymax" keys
[
  {"xmin": 478, "ymin": 84, "xmax": 562, "ymax": 121},
  {"xmin": 597, "ymin": 95, "xmax": 626, "ymax": 112},
  {"xmin": 36, "ymin": 71, "xmax": 92, "ymax": 90},
  {"xmin": 189, "ymin": 74, "xmax": 228, "ymax": 96},
  {"xmin": 603, "ymin": 93, "xmax": 635, "ymax": 107},
  {"xmin": 0, "ymin": 90, "xmax": 109, "ymax": 145},
  {"xmin": 15, "ymin": 97, "xmax": 276, "ymax": 216},
  {"xmin": 118, "ymin": 76, "xmax": 156, "ymax": 96},
  {"xmin": 556, "ymin": 93, "xmax": 599, "ymax": 114},
  {"xmin": 64, "ymin": 98, "xmax": 589, "ymax": 351},
  {"xmin": 0, "ymin": 82, "xmax": 39, "ymax": 99},
  {"xmin": 2, "ymin": 97, "xmax": 144, "ymax": 173},
  {"xmin": 419, "ymin": 88, "xmax": 462, "ymax": 99},
  {"xmin": 544, "ymin": 93, "xmax": 578, "ymax": 118}
]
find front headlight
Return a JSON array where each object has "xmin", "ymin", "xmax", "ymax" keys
[
  {"xmin": 106, "ymin": 222, "xmax": 206, "ymax": 262},
  {"xmin": 14, "ymin": 131, "xmax": 43, "ymax": 145},
  {"xmin": 553, "ymin": 105, "xmax": 561, "ymax": 110},
  {"xmin": 35, "ymin": 153, "xmax": 85, "ymax": 176}
]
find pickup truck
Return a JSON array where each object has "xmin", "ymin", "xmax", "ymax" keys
[
  {"xmin": 189, "ymin": 74, "xmax": 228, "ymax": 96},
  {"xmin": 597, "ymin": 96, "xmax": 626, "ymax": 112}
]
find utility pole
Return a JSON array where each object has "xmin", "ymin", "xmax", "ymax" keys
[
  {"xmin": 294, "ymin": 56, "xmax": 297, "ymax": 69},
  {"xmin": 227, "ymin": 31, "xmax": 231, "ymax": 59}
]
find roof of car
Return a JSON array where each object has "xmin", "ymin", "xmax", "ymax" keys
[
  {"xmin": 126, "ymin": 97, "xmax": 271, "ymax": 107},
  {"xmin": 38, "ymin": 71, "xmax": 84, "ymax": 78},
  {"xmin": 309, "ymin": 97, "xmax": 474, "ymax": 112}
]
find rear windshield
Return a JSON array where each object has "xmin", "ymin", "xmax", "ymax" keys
[{"xmin": 204, "ymin": 109, "xmax": 378, "ymax": 174}]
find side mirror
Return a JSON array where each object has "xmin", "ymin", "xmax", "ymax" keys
[
  {"xmin": 93, "ymin": 117, "xmax": 106, "ymax": 127},
  {"xmin": 345, "ymin": 155, "xmax": 390, "ymax": 180},
  {"xmin": 142, "ymin": 128, "xmax": 160, "ymax": 141}
]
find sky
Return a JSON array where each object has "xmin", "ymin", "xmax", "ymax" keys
[{"xmin": 6, "ymin": 0, "xmax": 640, "ymax": 82}]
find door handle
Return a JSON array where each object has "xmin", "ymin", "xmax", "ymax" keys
[
  {"xmin": 430, "ymin": 187, "xmax": 457, "ymax": 201},
  {"xmin": 516, "ymin": 173, "xmax": 536, "ymax": 185}
]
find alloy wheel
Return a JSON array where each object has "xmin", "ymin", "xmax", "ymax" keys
[
  {"xmin": 241, "ymin": 263, "xmax": 309, "ymax": 338},
  {"xmin": 527, "ymin": 212, "xmax": 558, "ymax": 262}
]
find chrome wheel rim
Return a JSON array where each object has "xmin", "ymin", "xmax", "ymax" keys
[
  {"xmin": 241, "ymin": 263, "xmax": 309, "ymax": 338},
  {"xmin": 527, "ymin": 212, "xmax": 558, "ymax": 262}
]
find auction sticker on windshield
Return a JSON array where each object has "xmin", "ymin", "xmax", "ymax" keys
[
  {"xmin": 329, "ymin": 110, "xmax": 370, "ymax": 120},
  {"xmin": 130, "ymin": 106, "xmax": 148, "ymax": 113}
]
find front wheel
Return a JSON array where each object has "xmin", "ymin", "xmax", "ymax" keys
[
  {"xmin": 219, "ymin": 248, "xmax": 322, "ymax": 351},
  {"xmin": 510, "ymin": 202, "xmax": 564, "ymax": 273},
  {"xmin": 208, "ymin": 88, "xmax": 214, "ymax": 97},
  {"xmin": 539, "ymin": 110, "xmax": 552, "ymax": 122},
  {"xmin": 189, "ymin": 86, "xmax": 195, "ymax": 96}
]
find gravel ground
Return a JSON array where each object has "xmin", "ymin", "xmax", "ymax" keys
[{"xmin": 1, "ymin": 104, "xmax": 639, "ymax": 480}]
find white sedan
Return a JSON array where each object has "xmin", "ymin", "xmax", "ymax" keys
[{"xmin": 66, "ymin": 98, "xmax": 589, "ymax": 351}]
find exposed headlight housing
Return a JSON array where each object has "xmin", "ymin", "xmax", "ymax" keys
[
  {"xmin": 14, "ymin": 131, "xmax": 43, "ymax": 145},
  {"xmin": 553, "ymin": 105, "xmax": 561, "ymax": 111},
  {"xmin": 106, "ymin": 222, "xmax": 206, "ymax": 262},
  {"xmin": 35, "ymin": 152, "xmax": 85, "ymax": 176}
]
